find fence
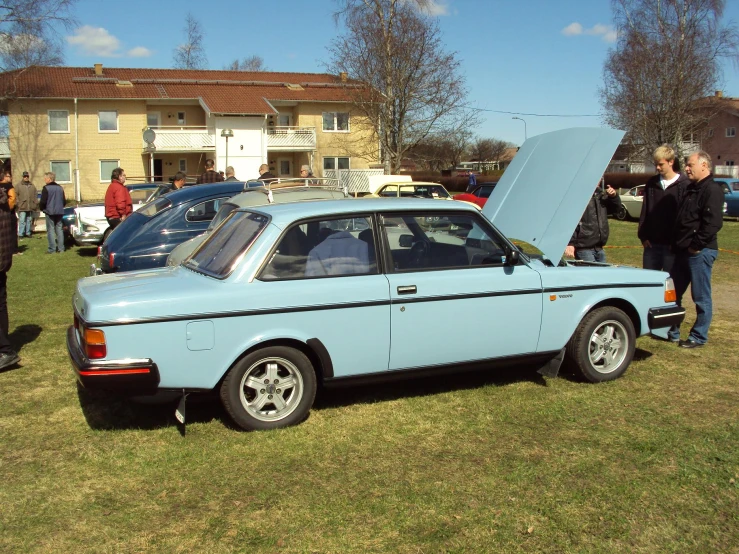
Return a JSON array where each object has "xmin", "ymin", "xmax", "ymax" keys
[{"xmin": 324, "ymin": 168, "xmax": 385, "ymax": 195}]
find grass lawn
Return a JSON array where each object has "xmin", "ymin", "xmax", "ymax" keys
[{"xmin": 1, "ymin": 221, "xmax": 738, "ymax": 553}]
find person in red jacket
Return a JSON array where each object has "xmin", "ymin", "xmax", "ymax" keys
[{"xmin": 104, "ymin": 167, "xmax": 132, "ymax": 231}]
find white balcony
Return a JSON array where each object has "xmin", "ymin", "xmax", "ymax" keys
[
  {"xmin": 143, "ymin": 126, "xmax": 215, "ymax": 153},
  {"xmin": 267, "ymin": 126, "xmax": 316, "ymax": 151}
]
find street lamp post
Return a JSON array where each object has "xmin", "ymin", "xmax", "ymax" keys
[
  {"xmin": 221, "ymin": 128, "xmax": 234, "ymax": 170},
  {"xmin": 512, "ymin": 117, "xmax": 527, "ymax": 142}
]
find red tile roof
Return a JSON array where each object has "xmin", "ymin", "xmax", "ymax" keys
[{"xmin": 0, "ymin": 66, "xmax": 362, "ymax": 114}]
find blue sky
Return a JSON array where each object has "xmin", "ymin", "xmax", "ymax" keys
[{"xmin": 63, "ymin": 0, "xmax": 739, "ymax": 145}]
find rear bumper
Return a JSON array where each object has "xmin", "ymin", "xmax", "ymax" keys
[
  {"xmin": 648, "ymin": 306, "xmax": 685, "ymax": 330},
  {"xmin": 73, "ymin": 229, "xmax": 104, "ymax": 245},
  {"xmin": 67, "ymin": 326, "xmax": 160, "ymax": 394}
]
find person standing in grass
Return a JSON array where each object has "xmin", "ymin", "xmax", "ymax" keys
[
  {"xmin": 0, "ymin": 168, "xmax": 20, "ymax": 370},
  {"xmin": 16, "ymin": 172, "xmax": 38, "ymax": 239},
  {"xmin": 103, "ymin": 167, "xmax": 131, "ymax": 232},
  {"xmin": 668, "ymin": 151, "xmax": 724, "ymax": 349},
  {"xmin": 639, "ymin": 145, "xmax": 690, "ymax": 272},
  {"xmin": 40, "ymin": 171, "xmax": 66, "ymax": 253}
]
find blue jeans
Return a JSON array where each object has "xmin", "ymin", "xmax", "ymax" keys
[
  {"xmin": 575, "ymin": 247, "xmax": 606, "ymax": 263},
  {"xmin": 668, "ymin": 248, "xmax": 717, "ymax": 344},
  {"xmin": 643, "ymin": 243, "xmax": 675, "ymax": 273},
  {"xmin": 45, "ymin": 214, "xmax": 64, "ymax": 253},
  {"xmin": 18, "ymin": 211, "xmax": 33, "ymax": 237}
]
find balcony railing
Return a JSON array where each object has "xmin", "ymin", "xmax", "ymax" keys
[
  {"xmin": 143, "ymin": 126, "xmax": 215, "ymax": 152},
  {"xmin": 267, "ymin": 126, "xmax": 316, "ymax": 151}
]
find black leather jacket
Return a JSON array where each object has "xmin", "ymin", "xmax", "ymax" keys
[
  {"xmin": 569, "ymin": 190, "xmax": 621, "ymax": 249},
  {"xmin": 672, "ymin": 174, "xmax": 724, "ymax": 252}
]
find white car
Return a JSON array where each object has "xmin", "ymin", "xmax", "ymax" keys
[{"xmin": 616, "ymin": 184, "xmax": 645, "ymax": 221}]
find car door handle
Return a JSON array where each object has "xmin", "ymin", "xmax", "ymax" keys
[{"xmin": 397, "ymin": 285, "xmax": 417, "ymax": 295}]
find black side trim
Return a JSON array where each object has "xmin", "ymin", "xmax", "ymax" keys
[
  {"xmin": 324, "ymin": 351, "xmax": 560, "ymax": 387},
  {"xmin": 543, "ymin": 283, "xmax": 662, "ymax": 293},
  {"xmin": 307, "ymin": 338, "xmax": 334, "ymax": 379},
  {"xmin": 648, "ymin": 306, "xmax": 686, "ymax": 330},
  {"xmin": 393, "ymin": 288, "xmax": 540, "ymax": 304}
]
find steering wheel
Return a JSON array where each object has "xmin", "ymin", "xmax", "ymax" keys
[{"xmin": 409, "ymin": 241, "xmax": 430, "ymax": 268}]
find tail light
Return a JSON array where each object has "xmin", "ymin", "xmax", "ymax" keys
[
  {"xmin": 79, "ymin": 324, "xmax": 107, "ymax": 359},
  {"xmin": 109, "ymin": 252, "xmax": 116, "ymax": 269},
  {"xmin": 664, "ymin": 278, "xmax": 677, "ymax": 303}
]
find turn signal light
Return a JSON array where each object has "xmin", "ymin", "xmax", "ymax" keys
[
  {"xmin": 83, "ymin": 328, "xmax": 107, "ymax": 359},
  {"xmin": 664, "ymin": 278, "xmax": 677, "ymax": 303}
]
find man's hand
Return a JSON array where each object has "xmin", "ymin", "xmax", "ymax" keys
[
  {"xmin": 605, "ymin": 185, "xmax": 617, "ymax": 197},
  {"xmin": 565, "ymin": 245, "xmax": 575, "ymax": 258},
  {"xmin": 642, "ymin": 240, "xmax": 652, "ymax": 248},
  {"xmin": 688, "ymin": 247, "xmax": 701, "ymax": 255}
]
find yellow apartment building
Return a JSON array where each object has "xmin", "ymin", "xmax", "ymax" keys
[{"xmin": 0, "ymin": 64, "xmax": 380, "ymax": 200}]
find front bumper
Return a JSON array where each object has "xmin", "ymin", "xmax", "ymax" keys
[
  {"xmin": 67, "ymin": 326, "xmax": 160, "ymax": 394},
  {"xmin": 73, "ymin": 229, "xmax": 104, "ymax": 246},
  {"xmin": 648, "ymin": 306, "xmax": 685, "ymax": 330}
]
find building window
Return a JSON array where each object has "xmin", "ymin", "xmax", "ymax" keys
[
  {"xmin": 707, "ymin": 128, "xmax": 714, "ymax": 137},
  {"xmin": 727, "ymin": 127, "xmax": 736, "ymax": 138},
  {"xmin": 48, "ymin": 110, "xmax": 69, "ymax": 133},
  {"xmin": 322, "ymin": 112, "xmax": 349, "ymax": 132},
  {"xmin": 179, "ymin": 159, "xmax": 187, "ymax": 172},
  {"xmin": 100, "ymin": 160, "xmax": 119, "ymax": 182},
  {"xmin": 323, "ymin": 157, "xmax": 350, "ymax": 170},
  {"xmin": 177, "ymin": 111, "xmax": 186, "ymax": 125},
  {"xmin": 147, "ymin": 112, "xmax": 161, "ymax": 128},
  {"xmin": 50, "ymin": 161, "xmax": 71, "ymax": 183},
  {"xmin": 727, "ymin": 161, "xmax": 735, "ymax": 166},
  {"xmin": 99, "ymin": 110, "xmax": 118, "ymax": 132}
]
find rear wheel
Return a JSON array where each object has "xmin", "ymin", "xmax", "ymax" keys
[
  {"xmin": 615, "ymin": 204, "xmax": 628, "ymax": 221},
  {"xmin": 220, "ymin": 346, "xmax": 317, "ymax": 431},
  {"xmin": 565, "ymin": 307, "xmax": 635, "ymax": 383}
]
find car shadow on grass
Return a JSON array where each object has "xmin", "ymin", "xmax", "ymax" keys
[
  {"xmin": 314, "ymin": 363, "xmax": 547, "ymax": 411},
  {"xmin": 75, "ymin": 246, "xmax": 99, "ymax": 258},
  {"xmin": 76, "ymin": 385, "xmax": 229, "ymax": 431}
]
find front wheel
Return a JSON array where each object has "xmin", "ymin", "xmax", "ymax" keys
[
  {"xmin": 565, "ymin": 307, "xmax": 635, "ymax": 383},
  {"xmin": 220, "ymin": 346, "xmax": 317, "ymax": 431},
  {"xmin": 615, "ymin": 205, "xmax": 628, "ymax": 221}
]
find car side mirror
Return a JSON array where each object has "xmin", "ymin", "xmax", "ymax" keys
[
  {"xmin": 399, "ymin": 234, "xmax": 414, "ymax": 248},
  {"xmin": 505, "ymin": 249, "xmax": 520, "ymax": 266}
]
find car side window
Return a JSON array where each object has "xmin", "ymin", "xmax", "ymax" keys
[
  {"xmin": 260, "ymin": 216, "xmax": 377, "ymax": 280},
  {"xmin": 129, "ymin": 188, "xmax": 153, "ymax": 203},
  {"xmin": 478, "ymin": 186, "xmax": 495, "ymax": 199},
  {"xmin": 379, "ymin": 185, "xmax": 397, "ymax": 197},
  {"xmin": 186, "ymin": 197, "xmax": 227, "ymax": 222},
  {"xmin": 381, "ymin": 212, "xmax": 508, "ymax": 272}
]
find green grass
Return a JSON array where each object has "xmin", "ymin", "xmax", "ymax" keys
[{"xmin": 1, "ymin": 223, "xmax": 738, "ymax": 553}]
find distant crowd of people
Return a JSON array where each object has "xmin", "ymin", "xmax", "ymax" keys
[{"xmin": 565, "ymin": 145, "xmax": 723, "ymax": 348}]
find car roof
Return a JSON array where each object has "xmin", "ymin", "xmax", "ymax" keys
[
  {"xmin": 238, "ymin": 197, "xmax": 478, "ymax": 228},
  {"xmin": 227, "ymin": 187, "xmax": 347, "ymax": 208},
  {"xmin": 160, "ymin": 181, "xmax": 245, "ymax": 205}
]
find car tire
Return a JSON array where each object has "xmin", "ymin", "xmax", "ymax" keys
[
  {"xmin": 220, "ymin": 346, "xmax": 317, "ymax": 431},
  {"xmin": 565, "ymin": 306, "xmax": 635, "ymax": 383},
  {"xmin": 615, "ymin": 205, "xmax": 628, "ymax": 221}
]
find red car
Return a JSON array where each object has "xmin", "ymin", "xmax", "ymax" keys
[{"xmin": 453, "ymin": 182, "xmax": 498, "ymax": 208}]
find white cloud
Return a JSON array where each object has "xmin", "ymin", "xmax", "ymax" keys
[
  {"xmin": 561, "ymin": 21, "xmax": 617, "ymax": 43},
  {"xmin": 127, "ymin": 46, "xmax": 152, "ymax": 57},
  {"xmin": 562, "ymin": 22, "xmax": 583, "ymax": 36},
  {"xmin": 67, "ymin": 26, "xmax": 121, "ymax": 57},
  {"xmin": 400, "ymin": 0, "xmax": 450, "ymax": 16}
]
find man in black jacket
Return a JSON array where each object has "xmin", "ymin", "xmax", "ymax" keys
[
  {"xmin": 639, "ymin": 145, "xmax": 691, "ymax": 272},
  {"xmin": 667, "ymin": 150, "xmax": 724, "ymax": 348},
  {"xmin": 565, "ymin": 183, "xmax": 621, "ymax": 262}
]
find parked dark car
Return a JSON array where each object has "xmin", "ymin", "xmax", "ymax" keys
[
  {"xmin": 94, "ymin": 181, "xmax": 245, "ymax": 274},
  {"xmin": 716, "ymin": 178, "xmax": 739, "ymax": 217}
]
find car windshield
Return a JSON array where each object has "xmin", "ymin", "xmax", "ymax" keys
[
  {"xmin": 138, "ymin": 196, "xmax": 171, "ymax": 218},
  {"xmin": 185, "ymin": 211, "xmax": 269, "ymax": 278},
  {"xmin": 206, "ymin": 202, "xmax": 240, "ymax": 231}
]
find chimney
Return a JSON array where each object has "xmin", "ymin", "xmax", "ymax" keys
[
  {"xmin": 715, "ymin": 90, "xmax": 723, "ymax": 98},
  {"xmin": 340, "ymin": 72, "xmax": 348, "ymax": 83},
  {"xmin": 94, "ymin": 63, "xmax": 103, "ymax": 76}
]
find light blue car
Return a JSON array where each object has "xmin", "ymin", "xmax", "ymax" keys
[{"xmin": 67, "ymin": 128, "xmax": 685, "ymax": 431}]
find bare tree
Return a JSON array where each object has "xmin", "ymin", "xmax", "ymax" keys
[
  {"xmin": 469, "ymin": 137, "xmax": 511, "ymax": 164},
  {"xmin": 601, "ymin": 0, "xmax": 739, "ymax": 158},
  {"xmin": 0, "ymin": 0, "xmax": 76, "ymax": 71},
  {"xmin": 328, "ymin": 0, "xmax": 476, "ymax": 174},
  {"xmin": 408, "ymin": 129, "xmax": 472, "ymax": 172},
  {"xmin": 224, "ymin": 55, "xmax": 268, "ymax": 72},
  {"xmin": 172, "ymin": 13, "xmax": 207, "ymax": 70}
]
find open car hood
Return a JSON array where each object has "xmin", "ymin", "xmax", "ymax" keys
[{"xmin": 481, "ymin": 127, "xmax": 624, "ymax": 263}]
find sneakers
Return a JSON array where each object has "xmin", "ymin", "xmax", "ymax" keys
[
  {"xmin": 0, "ymin": 351, "xmax": 20, "ymax": 370},
  {"xmin": 679, "ymin": 339, "xmax": 704, "ymax": 349}
]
